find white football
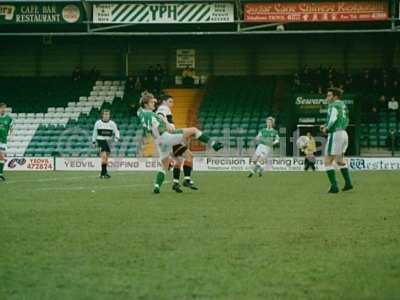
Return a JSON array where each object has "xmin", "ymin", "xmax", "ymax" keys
[{"xmin": 296, "ymin": 136, "xmax": 310, "ymax": 149}]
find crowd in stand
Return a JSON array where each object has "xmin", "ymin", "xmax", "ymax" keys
[
  {"xmin": 125, "ymin": 64, "xmax": 166, "ymax": 97},
  {"xmin": 72, "ymin": 66, "xmax": 100, "ymax": 82},
  {"xmin": 293, "ymin": 65, "xmax": 400, "ymax": 117}
]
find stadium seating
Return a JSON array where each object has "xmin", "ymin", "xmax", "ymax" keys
[
  {"xmin": 198, "ymin": 77, "xmax": 277, "ymax": 151},
  {"xmin": 4, "ymin": 79, "xmax": 145, "ymax": 157},
  {"xmin": 361, "ymin": 111, "xmax": 400, "ymax": 149},
  {"xmin": 0, "ymin": 77, "xmax": 92, "ymax": 113}
]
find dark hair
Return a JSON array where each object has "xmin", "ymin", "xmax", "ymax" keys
[
  {"xmin": 101, "ymin": 109, "xmax": 111, "ymax": 117},
  {"xmin": 0, "ymin": 102, "xmax": 6, "ymax": 108},
  {"xmin": 328, "ymin": 87, "xmax": 343, "ymax": 98},
  {"xmin": 159, "ymin": 94, "xmax": 172, "ymax": 103}
]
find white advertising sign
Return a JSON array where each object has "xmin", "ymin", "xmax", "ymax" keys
[
  {"xmin": 176, "ymin": 49, "xmax": 195, "ymax": 69},
  {"xmin": 5, "ymin": 157, "xmax": 400, "ymax": 172},
  {"xmin": 93, "ymin": 3, "xmax": 234, "ymax": 24},
  {"xmin": 4, "ymin": 157, "xmax": 54, "ymax": 171},
  {"xmin": 55, "ymin": 157, "xmax": 161, "ymax": 171}
]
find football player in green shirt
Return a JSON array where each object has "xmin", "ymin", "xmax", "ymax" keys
[
  {"xmin": 138, "ymin": 93, "xmax": 223, "ymax": 194},
  {"xmin": 248, "ymin": 117, "xmax": 279, "ymax": 177},
  {"xmin": 320, "ymin": 88, "xmax": 353, "ymax": 193},
  {"xmin": 0, "ymin": 103, "xmax": 14, "ymax": 181}
]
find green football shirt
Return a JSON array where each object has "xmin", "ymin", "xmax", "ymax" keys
[
  {"xmin": 257, "ymin": 128, "xmax": 279, "ymax": 147},
  {"xmin": 137, "ymin": 107, "xmax": 167, "ymax": 137},
  {"xmin": 325, "ymin": 100, "xmax": 349, "ymax": 133},
  {"xmin": 0, "ymin": 114, "xmax": 13, "ymax": 144}
]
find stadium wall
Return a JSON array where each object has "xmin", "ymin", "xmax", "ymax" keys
[
  {"xmin": 0, "ymin": 35, "xmax": 398, "ymax": 77},
  {"xmin": 4, "ymin": 157, "xmax": 400, "ymax": 172}
]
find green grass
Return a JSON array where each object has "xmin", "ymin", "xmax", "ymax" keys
[{"xmin": 1, "ymin": 171, "xmax": 400, "ymax": 300}]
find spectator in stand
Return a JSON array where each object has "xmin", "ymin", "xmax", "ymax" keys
[
  {"xmin": 142, "ymin": 76, "xmax": 150, "ymax": 91},
  {"xmin": 382, "ymin": 80, "xmax": 390, "ymax": 96},
  {"xmin": 182, "ymin": 65, "xmax": 194, "ymax": 87},
  {"xmin": 146, "ymin": 66, "xmax": 155, "ymax": 90},
  {"xmin": 391, "ymin": 80, "xmax": 400, "ymax": 97},
  {"xmin": 376, "ymin": 95, "xmax": 387, "ymax": 112},
  {"xmin": 371, "ymin": 79, "xmax": 380, "ymax": 94},
  {"xmin": 388, "ymin": 97, "xmax": 399, "ymax": 112},
  {"xmin": 386, "ymin": 128, "xmax": 398, "ymax": 152},
  {"xmin": 72, "ymin": 66, "xmax": 82, "ymax": 82},
  {"xmin": 327, "ymin": 81, "xmax": 335, "ymax": 90},
  {"xmin": 293, "ymin": 73, "xmax": 301, "ymax": 92},
  {"xmin": 90, "ymin": 66, "xmax": 100, "ymax": 81},
  {"xmin": 154, "ymin": 74, "xmax": 161, "ymax": 94},
  {"xmin": 156, "ymin": 64, "xmax": 165, "ymax": 91},
  {"xmin": 134, "ymin": 77, "xmax": 142, "ymax": 92},
  {"xmin": 155, "ymin": 64, "xmax": 165, "ymax": 79},
  {"xmin": 126, "ymin": 76, "xmax": 135, "ymax": 92},
  {"xmin": 147, "ymin": 65, "xmax": 154, "ymax": 77},
  {"xmin": 327, "ymin": 68, "xmax": 336, "ymax": 84},
  {"xmin": 369, "ymin": 106, "xmax": 379, "ymax": 123}
]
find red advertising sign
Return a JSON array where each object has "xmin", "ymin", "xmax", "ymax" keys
[{"xmin": 244, "ymin": 2, "xmax": 388, "ymax": 23}]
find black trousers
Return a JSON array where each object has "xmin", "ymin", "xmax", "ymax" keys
[{"xmin": 304, "ymin": 157, "xmax": 316, "ymax": 171}]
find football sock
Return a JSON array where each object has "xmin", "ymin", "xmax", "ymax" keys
[
  {"xmin": 173, "ymin": 167, "xmax": 180, "ymax": 183},
  {"xmin": 325, "ymin": 165, "xmax": 338, "ymax": 188},
  {"xmin": 155, "ymin": 170, "xmax": 165, "ymax": 188},
  {"xmin": 339, "ymin": 166, "xmax": 352, "ymax": 187},
  {"xmin": 0, "ymin": 160, "xmax": 4, "ymax": 175},
  {"xmin": 256, "ymin": 162, "xmax": 263, "ymax": 173},
  {"xmin": 183, "ymin": 162, "xmax": 192, "ymax": 180},
  {"xmin": 195, "ymin": 131, "xmax": 210, "ymax": 144},
  {"xmin": 101, "ymin": 163, "xmax": 107, "ymax": 175}
]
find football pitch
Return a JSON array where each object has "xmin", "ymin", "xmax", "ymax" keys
[{"xmin": 1, "ymin": 171, "xmax": 400, "ymax": 300}]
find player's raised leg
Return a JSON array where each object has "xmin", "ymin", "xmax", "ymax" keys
[{"xmin": 180, "ymin": 127, "xmax": 223, "ymax": 151}]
